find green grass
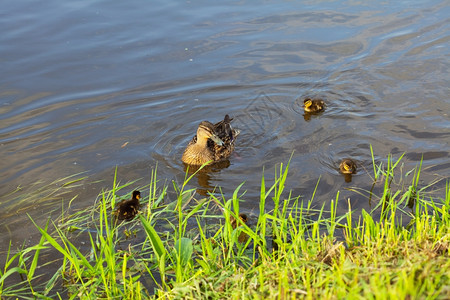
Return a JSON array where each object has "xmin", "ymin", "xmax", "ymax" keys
[{"xmin": 0, "ymin": 153, "xmax": 449, "ymax": 299}]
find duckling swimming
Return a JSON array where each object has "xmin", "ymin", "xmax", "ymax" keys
[
  {"xmin": 115, "ymin": 190, "xmax": 141, "ymax": 220},
  {"xmin": 339, "ymin": 159, "xmax": 357, "ymax": 174},
  {"xmin": 303, "ymin": 98, "xmax": 325, "ymax": 113},
  {"xmin": 182, "ymin": 115, "xmax": 239, "ymax": 166}
]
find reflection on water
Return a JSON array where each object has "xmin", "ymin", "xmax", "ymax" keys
[
  {"xmin": 183, "ymin": 160, "xmax": 231, "ymax": 196},
  {"xmin": 0, "ymin": 0, "xmax": 449, "ymax": 269}
]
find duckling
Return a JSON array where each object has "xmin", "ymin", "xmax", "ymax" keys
[
  {"xmin": 303, "ymin": 98, "xmax": 325, "ymax": 113},
  {"xmin": 115, "ymin": 190, "xmax": 141, "ymax": 220},
  {"xmin": 230, "ymin": 213, "xmax": 248, "ymax": 243},
  {"xmin": 339, "ymin": 159, "xmax": 357, "ymax": 174},
  {"xmin": 182, "ymin": 115, "xmax": 239, "ymax": 166},
  {"xmin": 230, "ymin": 213, "xmax": 248, "ymax": 229}
]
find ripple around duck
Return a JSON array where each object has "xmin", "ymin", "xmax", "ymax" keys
[
  {"xmin": 146, "ymin": 84, "xmax": 308, "ymax": 199},
  {"xmin": 302, "ymin": 128, "xmax": 381, "ymax": 178},
  {"xmin": 146, "ymin": 83, "xmax": 270, "ymax": 174},
  {"xmin": 290, "ymin": 81, "xmax": 377, "ymax": 120}
]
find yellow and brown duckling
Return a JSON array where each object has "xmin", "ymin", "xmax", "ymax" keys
[
  {"xmin": 339, "ymin": 159, "xmax": 357, "ymax": 174},
  {"xmin": 115, "ymin": 190, "xmax": 141, "ymax": 220},
  {"xmin": 182, "ymin": 115, "xmax": 240, "ymax": 166},
  {"xmin": 303, "ymin": 98, "xmax": 325, "ymax": 113}
]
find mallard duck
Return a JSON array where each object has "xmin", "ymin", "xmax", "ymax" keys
[
  {"xmin": 115, "ymin": 190, "xmax": 141, "ymax": 220},
  {"xmin": 182, "ymin": 115, "xmax": 239, "ymax": 165},
  {"xmin": 339, "ymin": 159, "xmax": 357, "ymax": 174},
  {"xmin": 303, "ymin": 98, "xmax": 325, "ymax": 113}
]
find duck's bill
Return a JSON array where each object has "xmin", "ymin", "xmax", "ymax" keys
[{"xmin": 210, "ymin": 134, "xmax": 224, "ymax": 146}]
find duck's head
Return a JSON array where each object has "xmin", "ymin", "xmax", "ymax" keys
[
  {"xmin": 303, "ymin": 98, "xmax": 313, "ymax": 110},
  {"xmin": 197, "ymin": 121, "xmax": 224, "ymax": 145},
  {"xmin": 132, "ymin": 190, "xmax": 141, "ymax": 200}
]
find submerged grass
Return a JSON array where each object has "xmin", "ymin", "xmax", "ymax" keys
[{"xmin": 0, "ymin": 153, "xmax": 449, "ymax": 299}]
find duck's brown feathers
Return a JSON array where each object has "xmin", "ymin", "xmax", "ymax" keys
[
  {"xmin": 115, "ymin": 190, "xmax": 141, "ymax": 220},
  {"xmin": 230, "ymin": 213, "xmax": 248, "ymax": 229},
  {"xmin": 230, "ymin": 213, "xmax": 248, "ymax": 243}
]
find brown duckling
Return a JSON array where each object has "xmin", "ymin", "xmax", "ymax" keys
[
  {"xmin": 182, "ymin": 115, "xmax": 239, "ymax": 166},
  {"xmin": 115, "ymin": 190, "xmax": 141, "ymax": 220},
  {"xmin": 230, "ymin": 213, "xmax": 248, "ymax": 229},
  {"xmin": 230, "ymin": 213, "xmax": 248, "ymax": 243},
  {"xmin": 339, "ymin": 159, "xmax": 357, "ymax": 174},
  {"xmin": 303, "ymin": 98, "xmax": 325, "ymax": 113}
]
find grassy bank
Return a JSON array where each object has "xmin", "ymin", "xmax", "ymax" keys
[{"xmin": 0, "ymin": 154, "xmax": 449, "ymax": 299}]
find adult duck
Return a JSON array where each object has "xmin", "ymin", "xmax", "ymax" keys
[{"xmin": 182, "ymin": 115, "xmax": 239, "ymax": 165}]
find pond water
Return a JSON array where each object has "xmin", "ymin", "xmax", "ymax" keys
[{"xmin": 1, "ymin": 0, "xmax": 449, "ymax": 269}]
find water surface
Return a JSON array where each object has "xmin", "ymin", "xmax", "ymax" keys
[{"xmin": 1, "ymin": 0, "xmax": 449, "ymax": 258}]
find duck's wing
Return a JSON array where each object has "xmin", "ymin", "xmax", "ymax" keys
[
  {"xmin": 214, "ymin": 115, "xmax": 235, "ymax": 142},
  {"xmin": 212, "ymin": 115, "xmax": 240, "ymax": 160},
  {"xmin": 213, "ymin": 142, "xmax": 235, "ymax": 161}
]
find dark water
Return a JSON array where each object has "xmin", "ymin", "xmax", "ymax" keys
[{"xmin": 1, "ymin": 0, "xmax": 449, "ymax": 260}]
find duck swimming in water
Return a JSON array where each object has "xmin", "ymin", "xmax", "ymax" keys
[
  {"xmin": 303, "ymin": 98, "xmax": 325, "ymax": 113},
  {"xmin": 182, "ymin": 115, "xmax": 239, "ymax": 166},
  {"xmin": 115, "ymin": 190, "xmax": 141, "ymax": 220},
  {"xmin": 339, "ymin": 159, "xmax": 357, "ymax": 174}
]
